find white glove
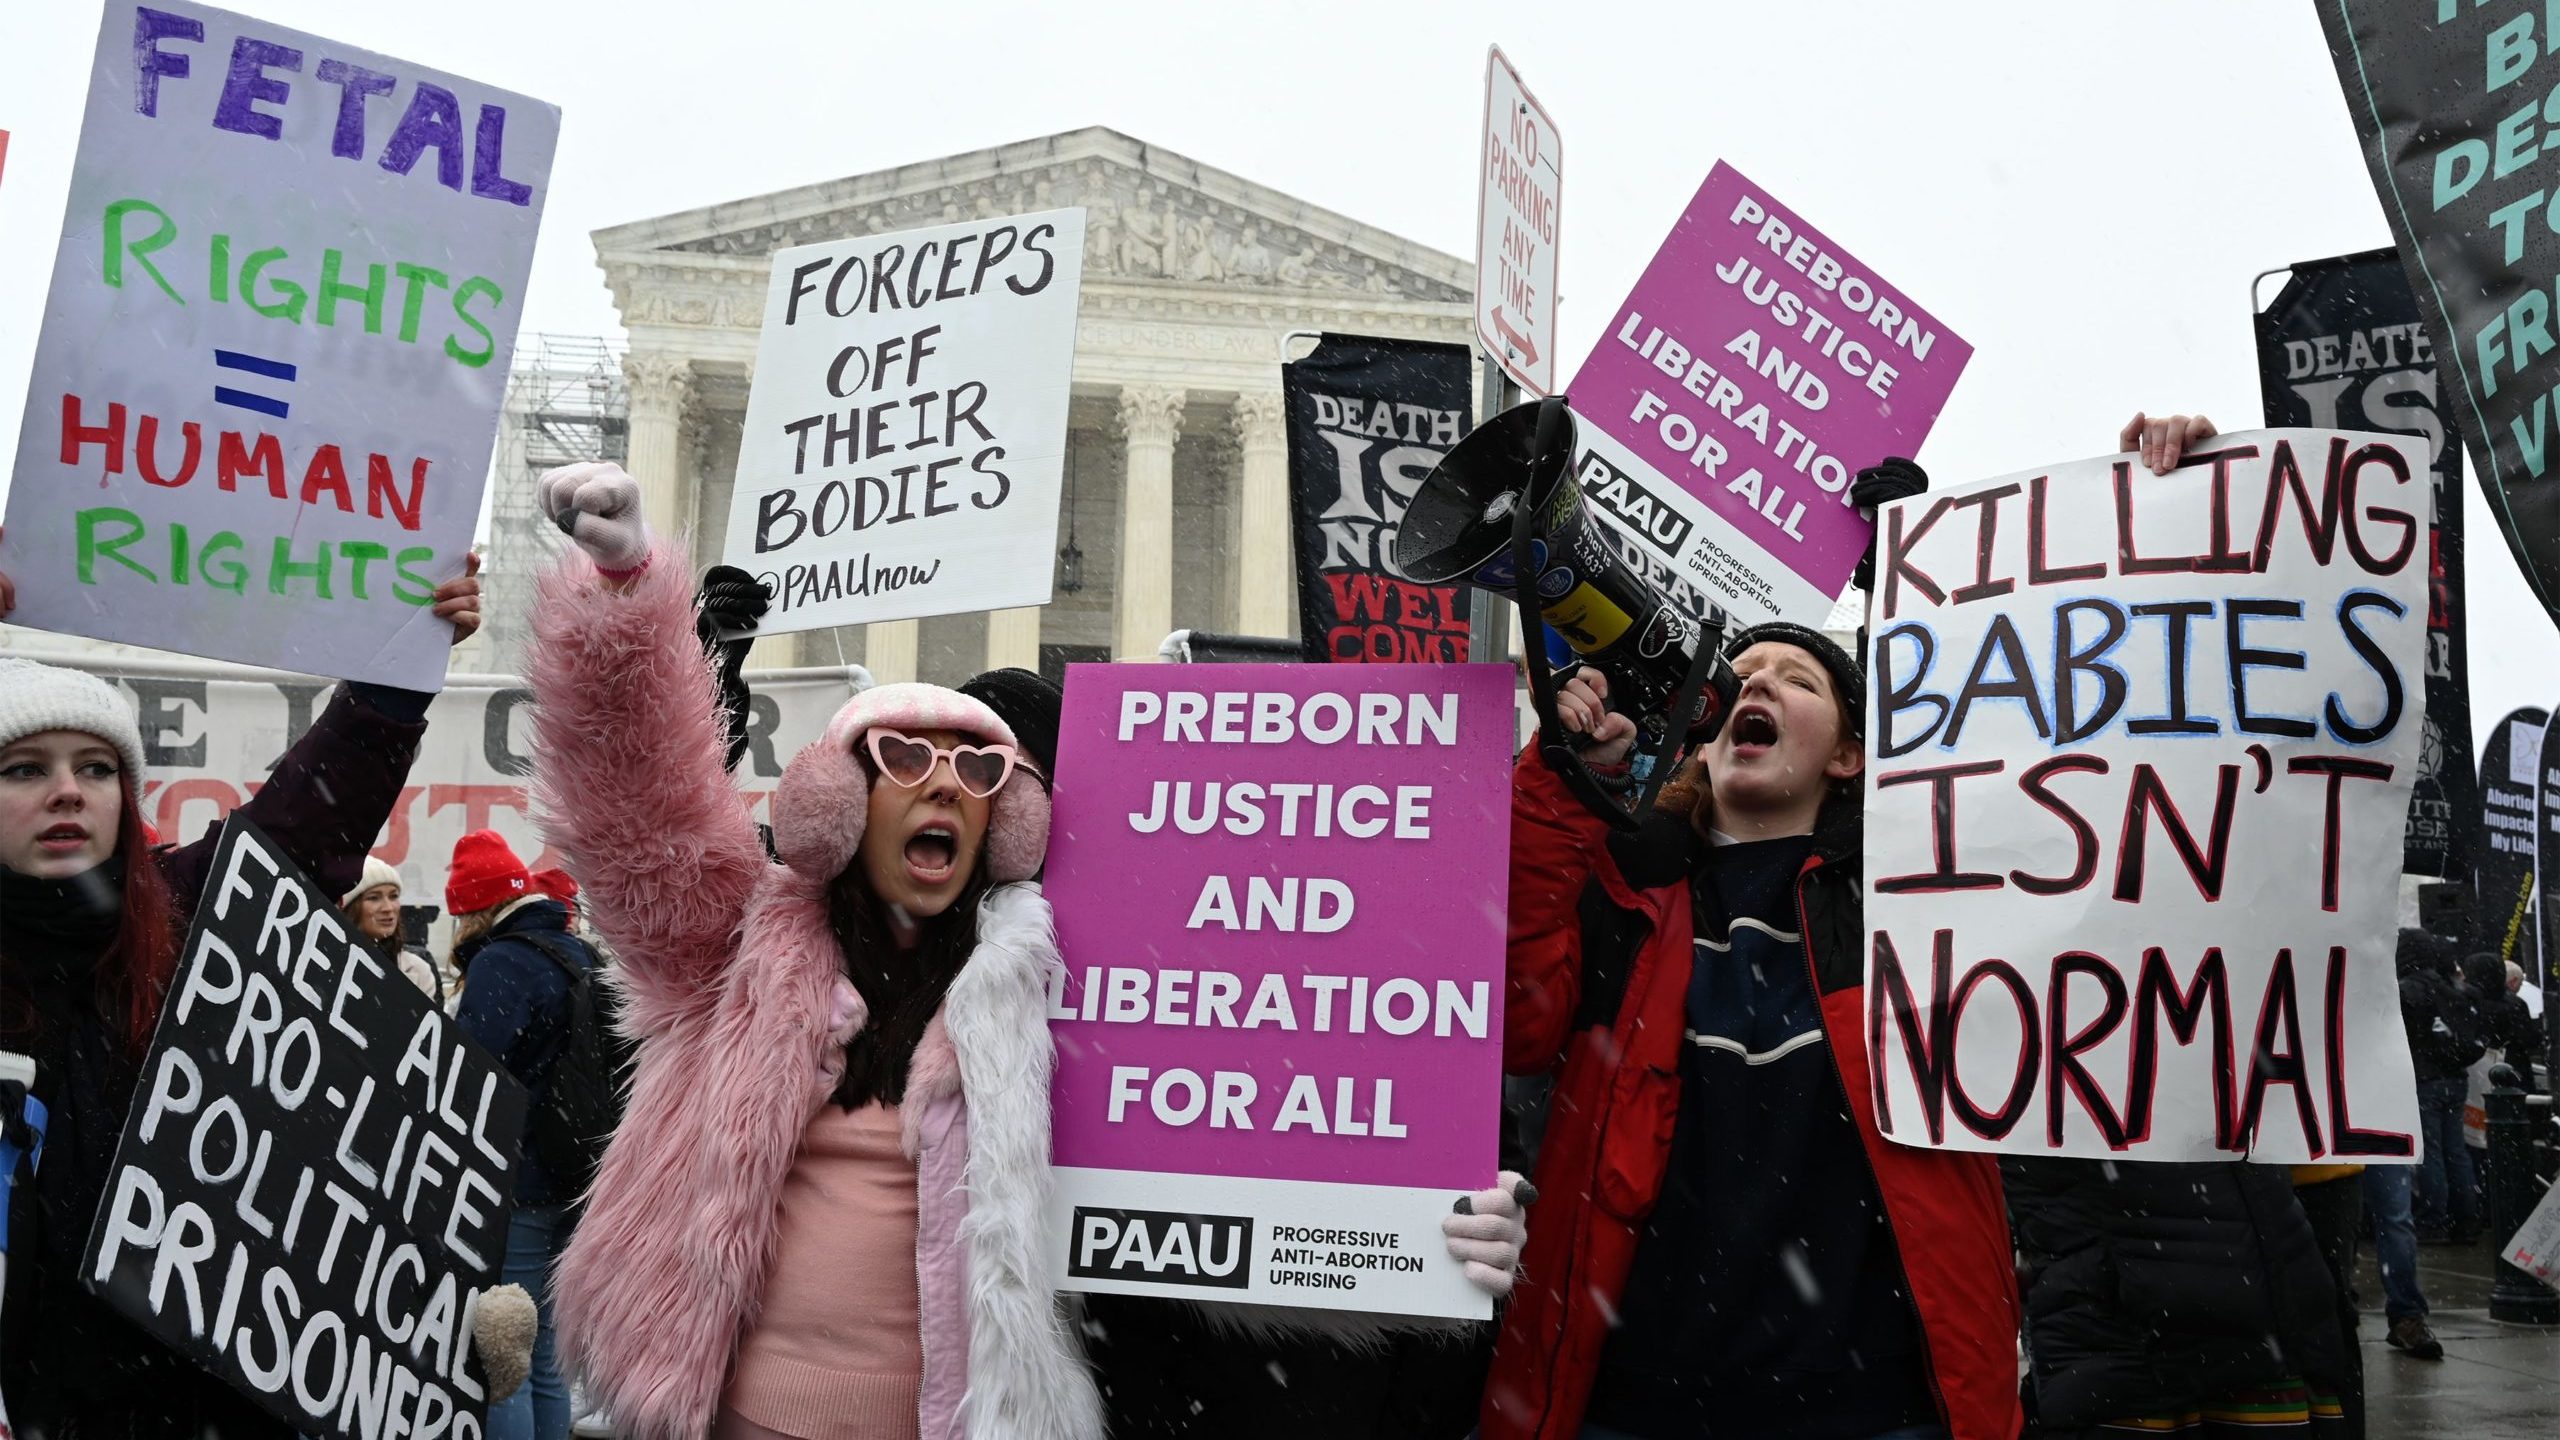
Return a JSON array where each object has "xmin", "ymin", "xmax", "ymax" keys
[
  {"xmin": 1444, "ymin": 1171, "xmax": 1536, "ymax": 1300},
  {"xmin": 471, "ymin": 1282, "xmax": 536, "ymax": 1402},
  {"xmin": 538, "ymin": 461, "xmax": 650, "ymax": 573}
]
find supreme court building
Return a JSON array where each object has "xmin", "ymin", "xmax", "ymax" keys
[{"xmin": 557, "ymin": 126, "xmax": 1477, "ymax": 687}]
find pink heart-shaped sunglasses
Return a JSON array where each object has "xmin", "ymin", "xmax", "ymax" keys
[{"xmin": 864, "ymin": 728, "xmax": 1020, "ymax": 798}]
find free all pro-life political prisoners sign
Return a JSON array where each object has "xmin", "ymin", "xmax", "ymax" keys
[
  {"xmin": 1863, "ymin": 430, "xmax": 2429, "ymax": 1163},
  {"xmin": 82, "ymin": 816, "xmax": 528, "ymax": 1438},
  {"xmin": 1044, "ymin": 664, "xmax": 1513, "ymax": 1319},
  {"xmin": 1565, "ymin": 163, "xmax": 1969, "ymax": 629},
  {"xmin": 0, "ymin": 2, "xmax": 556, "ymax": 690},
  {"xmin": 723, "ymin": 211, "xmax": 1085, "ymax": 634}
]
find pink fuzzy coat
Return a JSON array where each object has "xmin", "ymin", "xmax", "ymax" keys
[{"xmin": 528, "ymin": 543, "xmax": 1103, "ymax": 1440}]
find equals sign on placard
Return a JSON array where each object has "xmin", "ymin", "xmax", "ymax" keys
[{"xmin": 213, "ymin": 349, "xmax": 296, "ymax": 418}]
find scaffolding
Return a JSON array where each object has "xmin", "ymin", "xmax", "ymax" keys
[{"xmin": 476, "ymin": 335, "xmax": 630, "ymax": 672}]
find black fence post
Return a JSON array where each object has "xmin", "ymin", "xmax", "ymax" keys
[{"xmin": 2485, "ymin": 1063, "xmax": 2560, "ymax": 1325}]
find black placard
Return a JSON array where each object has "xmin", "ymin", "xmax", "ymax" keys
[
  {"xmin": 2256, "ymin": 247, "xmax": 2476, "ymax": 879},
  {"xmin": 2477, "ymin": 707, "xmax": 2547, "ymax": 978},
  {"xmin": 2537, "ymin": 708, "xmax": 2560, "ymax": 1073},
  {"xmin": 80, "ymin": 816, "xmax": 527, "ymax": 1440},
  {"xmin": 2316, "ymin": 7, "xmax": 2560, "ymax": 633},
  {"xmin": 1284, "ymin": 333, "xmax": 1474, "ymax": 662}
]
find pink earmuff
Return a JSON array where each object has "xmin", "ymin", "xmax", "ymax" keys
[{"xmin": 769, "ymin": 683, "xmax": 1052, "ymax": 884}]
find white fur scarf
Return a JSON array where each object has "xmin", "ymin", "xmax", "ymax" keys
[{"xmin": 942, "ymin": 882, "xmax": 1106, "ymax": 1439}]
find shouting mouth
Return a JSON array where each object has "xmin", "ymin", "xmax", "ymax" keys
[
  {"xmin": 1727, "ymin": 705, "xmax": 1780, "ymax": 760},
  {"xmin": 903, "ymin": 824, "xmax": 959, "ymax": 887}
]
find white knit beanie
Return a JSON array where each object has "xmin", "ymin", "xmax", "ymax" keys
[
  {"xmin": 342, "ymin": 854, "xmax": 402, "ymax": 910},
  {"xmin": 0, "ymin": 658, "xmax": 148, "ymax": 786}
]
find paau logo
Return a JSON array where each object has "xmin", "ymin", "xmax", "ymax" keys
[
  {"xmin": 1577, "ymin": 449, "xmax": 1692, "ymax": 557},
  {"xmin": 1069, "ymin": 1207, "xmax": 1254, "ymax": 1289}
]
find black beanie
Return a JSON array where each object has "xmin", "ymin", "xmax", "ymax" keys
[
  {"xmin": 959, "ymin": 667, "xmax": 1064, "ymax": 776},
  {"xmin": 1723, "ymin": 621, "xmax": 1865, "ymax": 737}
]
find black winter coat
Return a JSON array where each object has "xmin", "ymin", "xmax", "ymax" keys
[
  {"xmin": 2, "ymin": 683, "xmax": 426, "ymax": 1440},
  {"xmin": 2004, "ymin": 1157, "xmax": 2347, "ymax": 1428},
  {"xmin": 2461, "ymin": 955, "xmax": 2539, "ymax": 1070},
  {"xmin": 1083, "ymin": 1294, "xmax": 1493, "ymax": 1439},
  {"xmin": 2400, "ymin": 963, "xmax": 2486, "ymax": 1084}
]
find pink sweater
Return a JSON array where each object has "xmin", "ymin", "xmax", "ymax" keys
[{"xmin": 721, "ymin": 1103, "xmax": 924, "ymax": 1439}]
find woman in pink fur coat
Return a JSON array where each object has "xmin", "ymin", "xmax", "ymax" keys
[{"xmin": 525, "ymin": 462, "xmax": 1103, "ymax": 1440}]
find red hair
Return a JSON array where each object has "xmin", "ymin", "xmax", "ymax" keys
[{"xmin": 105, "ymin": 787, "xmax": 180, "ymax": 1054}]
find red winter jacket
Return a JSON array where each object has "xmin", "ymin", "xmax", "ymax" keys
[{"xmin": 1482, "ymin": 750, "xmax": 2023, "ymax": 1440}]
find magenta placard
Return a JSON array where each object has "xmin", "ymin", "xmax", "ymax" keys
[
  {"xmin": 1567, "ymin": 161, "xmax": 1971, "ymax": 600},
  {"xmin": 1045, "ymin": 663, "xmax": 1513, "ymax": 1190}
]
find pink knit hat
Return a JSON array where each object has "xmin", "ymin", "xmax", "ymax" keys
[{"xmin": 770, "ymin": 683, "xmax": 1051, "ymax": 884}]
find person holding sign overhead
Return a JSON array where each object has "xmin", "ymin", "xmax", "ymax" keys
[
  {"xmin": 1484, "ymin": 466, "xmax": 2025, "ymax": 1440},
  {"xmin": 524, "ymin": 462, "xmax": 1102, "ymax": 1440},
  {"xmin": 1994, "ymin": 418, "xmax": 2355, "ymax": 1437},
  {"xmin": 0, "ymin": 549, "xmax": 486, "ymax": 1438}
]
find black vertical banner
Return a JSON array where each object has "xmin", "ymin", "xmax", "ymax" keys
[
  {"xmin": 2257, "ymin": 248, "xmax": 2474, "ymax": 879},
  {"xmin": 2538, "ymin": 709, "xmax": 2560, "ymax": 1071},
  {"xmin": 2316, "ymin": 5, "xmax": 2560, "ymax": 633},
  {"xmin": 2478, "ymin": 707, "xmax": 2547, "ymax": 979},
  {"xmin": 82, "ymin": 816, "xmax": 528, "ymax": 1439},
  {"xmin": 1283, "ymin": 334, "xmax": 1473, "ymax": 663}
]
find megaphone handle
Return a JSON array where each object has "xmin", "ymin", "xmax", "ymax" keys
[
  {"xmin": 1625, "ymin": 625, "xmax": 1732, "ymax": 820},
  {"xmin": 1510, "ymin": 398, "xmax": 1647, "ymax": 831}
]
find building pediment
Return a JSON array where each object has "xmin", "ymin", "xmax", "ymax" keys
[{"xmin": 594, "ymin": 127, "xmax": 1469, "ymax": 313}]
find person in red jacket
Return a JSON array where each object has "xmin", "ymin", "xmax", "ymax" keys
[{"xmin": 1482, "ymin": 612, "xmax": 2023, "ymax": 1440}]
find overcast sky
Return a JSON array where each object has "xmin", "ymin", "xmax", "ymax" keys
[{"xmin": 2, "ymin": 0, "xmax": 2552, "ymax": 752}]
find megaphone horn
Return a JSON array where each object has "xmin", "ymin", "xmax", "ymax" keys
[{"xmin": 1397, "ymin": 399, "xmax": 1740, "ymax": 809}]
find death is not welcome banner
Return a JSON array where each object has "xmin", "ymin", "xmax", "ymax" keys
[
  {"xmin": 1284, "ymin": 334, "xmax": 1474, "ymax": 663},
  {"xmin": 2256, "ymin": 248, "xmax": 2474, "ymax": 879},
  {"xmin": 1864, "ymin": 430, "xmax": 2428, "ymax": 1162},
  {"xmin": 2318, "ymin": 5, "xmax": 2560, "ymax": 631}
]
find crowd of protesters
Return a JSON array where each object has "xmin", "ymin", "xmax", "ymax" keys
[{"xmin": 0, "ymin": 415, "xmax": 2549, "ymax": 1440}]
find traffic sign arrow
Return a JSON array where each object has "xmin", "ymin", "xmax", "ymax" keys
[{"xmin": 1490, "ymin": 307, "xmax": 1540, "ymax": 366}]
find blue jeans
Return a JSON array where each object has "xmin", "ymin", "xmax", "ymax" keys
[
  {"xmin": 486, "ymin": 1204, "xmax": 573, "ymax": 1440},
  {"xmin": 2361, "ymin": 1164, "xmax": 2427, "ymax": 1321},
  {"xmin": 2413, "ymin": 1077, "xmax": 2478, "ymax": 1237}
]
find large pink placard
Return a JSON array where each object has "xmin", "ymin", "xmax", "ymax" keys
[
  {"xmin": 1047, "ymin": 663, "xmax": 1513, "ymax": 1190},
  {"xmin": 1567, "ymin": 162, "xmax": 1970, "ymax": 615}
]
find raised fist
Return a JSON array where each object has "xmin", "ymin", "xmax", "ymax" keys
[{"xmin": 538, "ymin": 461, "xmax": 650, "ymax": 574}]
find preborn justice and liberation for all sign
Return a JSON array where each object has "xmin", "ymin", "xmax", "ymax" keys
[
  {"xmin": 1044, "ymin": 664, "xmax": 1514, "ymax": 1320},
  {"xmin": 0, "ymin": 1, "xmax": 555, "ymax": 690},
  {"xmin": 1564, "ymin": 162, "xmax": 1971, "ymax": 630},
  {"xmin": 723, "ymin": 209, "xmax": 1086, "ymax": 636},
  {"xmin": 82, "ymin": 817, "xmax": 528, "ymax": 1440},
  {"xmin": 1862, "ymin": 429, "xmax": 2429, "ymax": 1164}
]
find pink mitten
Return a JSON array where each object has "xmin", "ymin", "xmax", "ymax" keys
[
  {"xmin": 1445, "ymin": 1171, "xmax": 1537, "ymax": 1299},
  {"xmin": 538, "ymin": 460, "xmax": 650, "ymax": 574}
]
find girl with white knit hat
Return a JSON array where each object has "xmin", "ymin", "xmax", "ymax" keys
[
  {"xmin": 0, "ymin": 555, "xmax": 505, "ymax": 1436},
  {"xmin": 341, "ymin": 852, "xmax": 443, "ymax": 1001}
]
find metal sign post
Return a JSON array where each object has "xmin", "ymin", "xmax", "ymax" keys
[{"xmin": 1476, "ymin": 46, "xmax": 1561, "ymax": 398}]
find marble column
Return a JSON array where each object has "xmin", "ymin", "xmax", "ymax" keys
[
  {"xmin": 621, "ymin": 353, "xmax": 693, "ymax": 541},
  {"xmin": 986, "ymin": 607, "xmax": 1041, "ymax": 672},
  {"xmin": 1114, "ymin": 385, "xmax": 1186, "ymax": 658},
  {"xmin": 1230, "ymin": 391, "xmax": 1292, "ymax": 638},
  {"xmin": 866, "ymin": 620, "xmax": 919, "ymax": 684}
]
